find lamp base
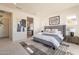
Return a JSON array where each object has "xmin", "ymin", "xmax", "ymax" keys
[{"xmin": 70, "ymin": 32, "xmax": 74, "ymax": 37}]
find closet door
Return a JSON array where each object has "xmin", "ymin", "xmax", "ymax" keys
[{"xmin": 0, "ymin": 13, "xmax": 9, "ymax": 38}]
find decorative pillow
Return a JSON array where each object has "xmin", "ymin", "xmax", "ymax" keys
[
  {"xmin": 51, "ymin": 29, "xmax": 56, "ymax": 33},
  {"xmin": 45, "ymin": 29, "xmax": 57, "ymax": 33},
  {"xmin": 45, "ymin": 29, "xmax": 51, "ymax": 32}
]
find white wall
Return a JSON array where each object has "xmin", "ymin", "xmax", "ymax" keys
[
  {"xmin": 0, "ymin": 5, "xmax": 42, "ymax": 42},
  {"xmin": 1, "ymin": 4, "xmax": 79, "ymax": 41},
  {"xmin": 41, "ymin": 5, "xmax": 79, "ymax": 36}
]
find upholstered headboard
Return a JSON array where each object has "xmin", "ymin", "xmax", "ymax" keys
[{"xmin": 44, "ymin": 25, "xmax": 66, "ymax": 37}]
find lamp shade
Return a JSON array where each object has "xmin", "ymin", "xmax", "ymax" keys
[{"xmin": 70, "ymin": 28, "xmax": 76, "ymax": 32}]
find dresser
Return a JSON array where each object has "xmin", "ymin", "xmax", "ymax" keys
[{"xmin": 65, "ymin": 36, "xmax": 79, "ymax": 44}]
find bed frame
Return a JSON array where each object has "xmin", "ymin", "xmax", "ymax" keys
[
  {"xmin": 33, "ymin": 25, "xmax": 66, "ymax": 49},
  {"xmin": 44, "ymin": 25, "xmax": 66, "ymax": 37}
]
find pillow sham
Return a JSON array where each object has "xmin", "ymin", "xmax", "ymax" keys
[{"xmin": 42, "ymin": 31, "xmax": 64, "ymax": 40}]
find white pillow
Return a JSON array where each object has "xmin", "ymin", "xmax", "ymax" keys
[
  {"xmin": 55, "ymin": 31, "xmax": 64, "ymax": 40},
  {"xmin": 57, "ymin": 33, "xmax": 64, "ymax": 40},
  {"xmin": 51, "ymin": 29, "xmax": 56, "ymax": 33},
  {"xmin": 45, "ymin": 29, "xmax": 51, "ymax": 32}
]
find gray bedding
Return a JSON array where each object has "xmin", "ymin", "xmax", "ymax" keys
[
  {"xmin": 33, "ymin": 25, "xmax": 66, "ymax": 49},
  {"xmin": 33, "ymin": 37, "xmax": 55, "ymax": 48},
  {"xmin": 42, "ymin": 34, "xmax": 62, "ymax": 43},
  {"xmin": 33, "ymin": 33, "xmax": 64, "ymax": 49}
]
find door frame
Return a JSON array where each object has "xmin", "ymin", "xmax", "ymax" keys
[
  {"xmin": 27, "ymin": 16, "xmax": 34, "ymax": 37},
  {"xmin": 0, "ymin": 10, "xmax": 13, "ymax": 40}
]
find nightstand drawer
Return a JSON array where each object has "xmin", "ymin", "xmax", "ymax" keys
[
  {"xmin": 71, "ymin": 37, "xmax": 79, "ymax": 44},
  {"xmin": 65, "ymin": 36, "xmax": 79, "ymax": 44}
]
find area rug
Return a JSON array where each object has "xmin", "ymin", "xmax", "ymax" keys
[
  {"xmin": 20, "ymin": 42, "xmax": 73, "ymax": 55},
  {"xmin": 46, "ymin": 43, "xmax": 72, "ymax": 55},
  {"xmin": 20, "ymin": 42, "xmax": 46, "ymax": 55}
]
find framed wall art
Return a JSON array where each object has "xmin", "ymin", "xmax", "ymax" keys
[
  {"xmin": 49, "ymin": 16, "xmax": 60, "ymax": 25},
  {"xmin": 17, "ymin": 19, "xmax": 26, "ymax": 32}
]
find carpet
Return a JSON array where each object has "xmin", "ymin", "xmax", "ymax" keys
[
  {"xmin": 20, "ymin": 42, "xmax": 73, "ymax": 55},
  {"xmin": 46, "ymin": 43, "xmax": 72, "ymax": 55},
  {"xmin": 20, "ymin": 42, "xmax": 46, "ymax": 55}
]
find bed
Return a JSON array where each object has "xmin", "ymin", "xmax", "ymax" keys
[{"xmin": 33, "ymin": 25, "xmax": 66, "ymax": 49}]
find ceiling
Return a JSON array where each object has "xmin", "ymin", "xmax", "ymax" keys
[{"xmin": 0, "ymin": 3, "xmax": 79, "ymax": 17}]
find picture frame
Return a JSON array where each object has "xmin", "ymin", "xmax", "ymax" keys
[
  {"xmin": 49, "ymin": 16, "xmax": 60, "ymax": 25},
  {"xmin": 17, "ymin": 19, "xmax": 26, "ymax": 32}
]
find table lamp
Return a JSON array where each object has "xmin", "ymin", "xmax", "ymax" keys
[{"xmin": 70, "ymin": 28, "xmax": 76, "ymax": 37}]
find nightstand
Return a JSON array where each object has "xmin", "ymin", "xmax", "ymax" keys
[{"xmin": 65, "ymin": 36, "xmax": 79, "ymax": 44}]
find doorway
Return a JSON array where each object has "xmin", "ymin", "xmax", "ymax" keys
[
  {"xmin": 27, "ymin": 17, "xmax": 34, "ymax": 38},
  {"xmin": 0, "ymin": 10, "xmax": 12, "ymax": 40}
]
